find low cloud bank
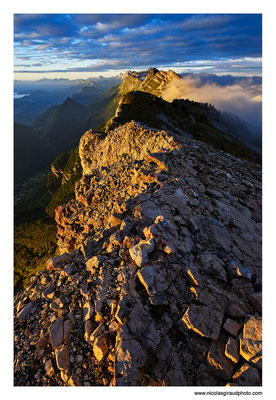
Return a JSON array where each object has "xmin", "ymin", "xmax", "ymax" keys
[{"xmin": 162, "ymin": 74, "xmax": 262, "ymax": 149}]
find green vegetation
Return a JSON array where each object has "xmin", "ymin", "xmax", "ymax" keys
[
  {"xmin": 14, "ymin": 218, "xmax": 58, "ymax": 292},
  {"xmin": 46, "ymin": 146, "xmax": 82, "ymax": 217}
]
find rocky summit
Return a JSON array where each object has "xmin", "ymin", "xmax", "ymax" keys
[{"xmin": 14, "ymin": 121, "xmax": 262, "ymax": 386}]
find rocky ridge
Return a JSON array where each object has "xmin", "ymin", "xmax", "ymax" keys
[
  {"xmin": 119, "ymin": 68, "xmax": 181, "ymax": 97},
  {"xmin": 14, "ymin": 121, "xmax": 262, "ymax": 386}
]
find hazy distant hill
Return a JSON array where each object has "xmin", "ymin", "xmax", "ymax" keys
[{"xmin": 14, "ymin": 123, "xmax": 55, "ymax": 185}]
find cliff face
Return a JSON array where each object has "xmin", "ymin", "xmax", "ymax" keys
[{"xmin": 14, "ymin": 121, "xmax": 262, "ymax": 386}]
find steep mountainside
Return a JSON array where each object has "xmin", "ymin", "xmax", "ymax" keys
[
  {"xmin": 104, "ymin": 91, "xmax": 261, "ymax": 164},
  {"xmin": 14, "ymin": 121, "xmax": 262, "ymax": 387}
]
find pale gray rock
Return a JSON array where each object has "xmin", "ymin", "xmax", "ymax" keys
[{"xmin": 115, "ymin": 325, "xmax": 147, "ymax": 386}]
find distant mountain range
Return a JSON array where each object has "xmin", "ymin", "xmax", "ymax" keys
[{"xmin": 14, "ymin": 68, "xmax": 261, "ymax": 218}]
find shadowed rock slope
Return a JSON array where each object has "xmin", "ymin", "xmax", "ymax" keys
[{"xmin": 14, "ymin": 121, "xmax": 262, "ymax": 386}]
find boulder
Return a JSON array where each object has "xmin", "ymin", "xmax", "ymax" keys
[
  {"xmin": 182, "ymin": 304, "xmax": 224, "ymax": 340},
  {"xmin": 223, "ymin": 319, "xmax": 241, "ymax": 337},
  {"xmin": 129, "ymin": 238, "xmax": 155, "ymax": 267},
  {"xmin": 240, "ymin": 315, "xmax": 262, "ymax": 368},
  {"xmin": 248, "ymin": 292, "xmax": 262, "ymax": 313},
  {"xmin": 45, "ymin": 359, "xmax": 55, "ymax": 378},
  {"xmin": 93, "ymin": 335, "xmax": 108, "ymax": 362},
  {"xmin": 55, "ymin": 344, "xmax": 70, "ymax": 371},
  {"xmin": 137, "ymin": 264, "xmax": 169, "ymax": 296},
  {"xmin": 207, "ymin": 339, "xmax": 234, "ymax": 380},
  {"xmin": 50, "ymin": 317, "xmax": 64, "ymax": 348},
  {"xmin": 46, "ymin": 252, "xmax": 75, "ymax": 270},
  {"xmin": 232, "ymin": 363, "xmax": 261, "ymax": 386},
  {"xmin": 83, "ymin": 301, "xmax": 94, "ymax": 322},
  {"xmin": 225, "ymin": 337, "xmax": 240, "ymax": 364},
  {"xmin": 17, "ymin": 301, "xmax": 36, "ymax": 321},
  {"xmin": 226, "ymin": 261, "xmax": 253, "ymax": 280}
]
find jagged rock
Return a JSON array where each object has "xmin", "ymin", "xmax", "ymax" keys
[
  {"xmin": 46, "ymin": 252, "xmax": 75, "ymax": 270},
  {"xmin": 232, "ymin": 363, "xmax": 261, "ymax": 386},
  {"xmin": 42, "ymin": 283, "xmax": 56, "ymax": 300},
  {"xmin": 248, "ymin": 292, "xmax": 262, "ymax": 312},
  {"xmin": 182, "ymin": 304, "xmax": 224, "ymax": 340},
  {"xmin": 143, "ymin": 215, "xmax": 178, "ymax": 254},
  {"xmin": 84, "ymin": 319, "xmax": 93, "ymax": 343},
  {"xmin": 93, "ymin": 335, "xmax": 108, "ymax": 362},
  {"xmin": 240, "ymin": 315, "xmax": 262, "ymax": 368},
  {"xmin": 200, "ymin": 252, "xmax": 227, "ymax": 282},
  {"xmin": 86, "ymin": 255, "xmax": 105, "ymax": 271},
  {"xmin": 225, "ymin": 337, "xmax": 240, "ymax": 363},
  {"xmin": 14, "ymin": 119, "xmax": 262, "ymax": 387},
  {"xmin": 83, "ymin": 301, "xmax": 94, "ymax": 322},
  {"xmin": 137, "ymin": 264, "xmax": 169, "ymax": 296},
  {"xmin": 50, "ymin": 317, "xmax": 64, "ymax": 348},
  {"xmin": 17, "ymin": 301, "xmax": 37, "ymax": 321},
  {"xmin": 55, "ymin": 344, "xmax": 70, "ymax": 371},
  {"xmin": 129, "ymin": 238, "xmax": 155, "ymax": 267},
  {"xmin": 223, "ymin": 319, "xmax": 241, "ymax": 337},
  {"xmin": 115, "ymin": 325, "xmax": 147, "ymax": 386},
  {"xmin": 63, "ymin": 319, "xmax": 73, "ymax": 343},
  {"xmin": 206, "ymin": 339, "xmax": 234, "ymax": 380},
  {"xmin": 45, "ymin": 359, "xmax": 55, "ymax": 377},
  {"xmin": 183, "ymin": 266, "xmax": 204, "ymax": 287},
  {"xmin": 226, "ymin": 261, "xmax": 253, "ymax": 280}
]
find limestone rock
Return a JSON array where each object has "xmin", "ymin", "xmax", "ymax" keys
[
  {"xmin": 50, "ymin": 317, "xmax": 64, "ymax": 348},
  {"xmin": 240, "ymin": 315, "xmax": 262, "ymax": 368},
  {"xmin": 232, "ymin": 363, "xmax": 261, "ymax": 386},
  {"xmin": 182, "ymin": 304, "xmax": 224, "ymax": 340},
  {"xmin": 17, "ymin": 301, "xmax": 36, "ymax": 321},
  {"xmin": 248, "ymin": 292, "xmax": 262, "ymax": 313},
  {"xmin": 207, "ymin": 339, "xmax": 234, "ymax": 380},
  {"xmin": 225, "ymin": 337, "xmax": 240, "ymax": 363},
  {"xmin": 93, "ymin": 335, "xmax": 108, "ymax": 362},
  {"xmin": 45, "ymin": 359, "xmax": 55, "ymax": 378},
  {"xmin": 46, "ymin": 252, "xmax": 75, "ymax": 270},
  {"xmin": 83, "ymin": 301, "xmax": 94, "ymax": 322},
  {"xmin": 115, "ymin": 326, "xmax": 147, "ymax": 386},
  {"xmin": 137, "ymin": 264, "xmax": 169, "ymax": 296},
  {"xmin": 226, "ymin": 261, "xmax": 253, "ymax": 280},
  {"xmin": 55, "ymin": 344, "xmax": 70, "ymax": 371},
  {"xmin": 129, "ymin": 238, "xmax": 155, "ymax": 267},
  {"xmin": 223, "ymin": 319, "xmax": 241, "ymax": 337}
]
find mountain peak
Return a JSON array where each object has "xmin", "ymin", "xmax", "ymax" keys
[{"xmin": 120, "ymin": 67, "xmax": 181, "ymax": 97}]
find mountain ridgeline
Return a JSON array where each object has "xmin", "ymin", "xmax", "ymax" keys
[{"xmin": 14, "ymin": 119, "xmax": 262, "ymax": 386}]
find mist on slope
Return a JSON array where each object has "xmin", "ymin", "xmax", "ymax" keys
[{"xmin": 162, "ymin": 74, "xmax": 262, "ymax": 150}]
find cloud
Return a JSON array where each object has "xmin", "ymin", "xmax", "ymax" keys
[
  {"xmin": 162, "ymin": 74, "xmax": 262, "ymax": 141},
  {"xmin": 13, "ymin": 14, "xmax": 262, "ymax": 76}
]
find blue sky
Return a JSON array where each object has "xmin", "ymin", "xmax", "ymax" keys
[{"xmin": 14, "ymin": 13, "xmax": 262, "ymax": 80}]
